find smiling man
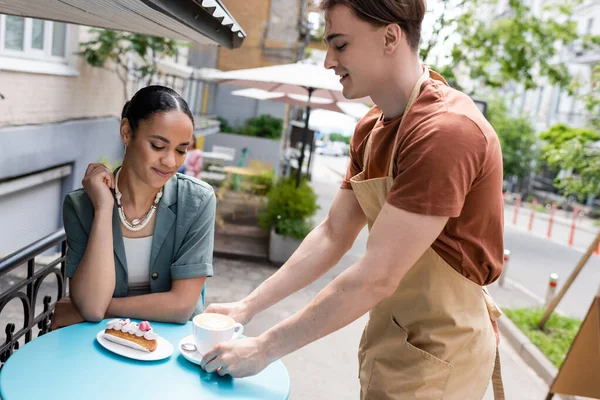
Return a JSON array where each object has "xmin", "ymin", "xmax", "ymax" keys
[{"xmin": 202, "ymin": 1, "xmax": 505, "ymax": 398}]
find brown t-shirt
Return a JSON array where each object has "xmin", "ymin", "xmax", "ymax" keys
[{"xmin": 342, "ymin": 75, "xmax": 504, "ymax": 285}]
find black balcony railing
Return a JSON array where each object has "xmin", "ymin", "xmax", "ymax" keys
[
  {"xmin": 0, "ymin": 229, "xmax": 67, "ymax": 370},
  {"xmin": 129, "ymin": 66, "xmax": 210, "ymax": 118}
]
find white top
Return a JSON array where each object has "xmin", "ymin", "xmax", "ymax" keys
[{"xmin": 123, "ymin": 236, "xmax": 153, "ymax": 287}]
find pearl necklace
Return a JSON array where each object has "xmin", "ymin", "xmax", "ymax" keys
[{"xmin": 114, "ymin": 169, "xmax": 163, "ymax": 232}]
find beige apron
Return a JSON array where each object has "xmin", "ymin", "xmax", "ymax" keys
[{"xmin": 350, "ymin": 67, "xmax": 504, "ymax": 400}]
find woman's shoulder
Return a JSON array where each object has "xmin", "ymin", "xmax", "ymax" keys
[
  {"xmin": 64, "ymin": 188, "xmax": 93, "ymax": 212},
  {"xmin": 174, "ymin": 173, "xmax": 214, "ymax": 195},
  {"xmin": 63, "ymin": 189, "xmax": 95, "ymax": 228},
  {"xmin": 172, "ymin": 173, "xmax": 215, "ymax": 210}
]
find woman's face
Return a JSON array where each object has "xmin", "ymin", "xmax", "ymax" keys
[
  {"xmin": 323, "ymin": 5, "xmax": 399, "ymax": 100},
  {"xmin": 122, "ymin": 111, "xmax": 193, "ymax": 189}
]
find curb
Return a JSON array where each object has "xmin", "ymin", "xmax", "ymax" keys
[{"xmin": 497, "ymin": 315, "xmax": 577, "ymax": 400}]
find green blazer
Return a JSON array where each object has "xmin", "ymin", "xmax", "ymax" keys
[{"xmin": 62, "ymin": 172, "xmax": 216, "ymax": 316}]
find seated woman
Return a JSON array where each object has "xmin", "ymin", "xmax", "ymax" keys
[
  {"xmin": 183, "ymin": 134, "xmax": 203, "ymax": 178},
  {"xmin": 51, "ymin": 85, "xmax": 216, "ymax": 329}
]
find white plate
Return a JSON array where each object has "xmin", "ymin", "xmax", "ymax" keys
[
  {"xmin": 96, "ymin": 330, "xmax": 173, "ymax": 361},
  {"xmin": 178, "ymin": 335, "xmax": 203, "ymax": 365}
]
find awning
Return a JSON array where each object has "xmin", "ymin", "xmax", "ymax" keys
[{"xmin": 0, "ymin": 0, "xmax": 246, "ymax": 49}]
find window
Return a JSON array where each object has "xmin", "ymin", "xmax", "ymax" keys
[
  {"xmin": 51, "ymin": 22, "xmax": 67, "ymax": 57},
  {"xmin": 586, "ymin": 18, "xmax": 594, "ymax": 35},
  {"xmin": 535, "ymin": 86, "xmax": 545, "ymax": 115},
  {"xmin": 0, "ymin": 15, "xmax": 68, "ymax": 62},
  {"xmin": 555, "ymin": 88, "xmax": 563, "ymax": 114},
  {"xmin": 31, "ymin": 19, "xmax": 44, "ymax": 50}
]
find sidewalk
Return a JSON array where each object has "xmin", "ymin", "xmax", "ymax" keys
[
  {"xmin": 505, "ymin": 204, "xmax": 599, "ymax": 253},
  {"xmin": 504, "ymin": 197, "xmax": 598, "ymax": 232},
  {"xmin": 207, "ymin": 256, "xmax": 552, "ymax": 400}
]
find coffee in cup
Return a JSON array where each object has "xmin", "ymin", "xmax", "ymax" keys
[
  {"xmin": 192, "ymin": 313, "xmax": 243, "ymax": 354},
  {"xmin": 194, "ymin": 313, "xmax": 236, "ymax": 330}
]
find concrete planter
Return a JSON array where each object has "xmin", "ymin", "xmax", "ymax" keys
[{"xmin": 269, "ymin": 228, "xmax": 303, "ymax": 265}]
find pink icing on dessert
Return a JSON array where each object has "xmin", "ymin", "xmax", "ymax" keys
[
  {"xmin": 139, "ymin": 321, "xmax": 151, "ymax": 332},
  {"xmin": 106, "ymin": 319, "xmax": 158, "ymax": 340}
]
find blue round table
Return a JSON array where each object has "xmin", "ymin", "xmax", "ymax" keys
[{"xmin": 0, "ymin": 320, "xmax": 290, "ymax": 400}]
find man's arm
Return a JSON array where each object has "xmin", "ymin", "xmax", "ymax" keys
[
  {"xmin": 260, "ymin": 203, "xmax": 447, "ymax": 356},
  {"xmin": 206, "ymin": 189, "xmax": 367, "ymax": 323},
  {"xmin": 201, "ymin": 203, "xmax": 448, "ymax": 376}
]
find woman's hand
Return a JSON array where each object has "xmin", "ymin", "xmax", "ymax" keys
[{"xmin": 82, "ymin": 163, "xmax": 115, "ymax": 212}]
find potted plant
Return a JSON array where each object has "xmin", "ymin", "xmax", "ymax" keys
[{"xmin": 259, "ymin": 177, "xmax": 319, "ymax": 264}]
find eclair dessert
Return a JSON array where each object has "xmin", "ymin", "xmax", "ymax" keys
[{"xmin": 103, "ymin": 319, "xmax": 158, "ymax": 352}]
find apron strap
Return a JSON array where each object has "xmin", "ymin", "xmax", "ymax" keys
[
  {"xmin": 386, "ymin": 66, "xmax": 431, "ymax": 177},
  {"xmin": 483, "ymin": 287, "xmax": 505, "ymax": 399},
  {"xmin": 492, "ymin": 346, "xmax": 505, "ymax": 400},
  {"xmin": 482, "ymin": 287, "xmax": 503, "ymax": 321},
  {"xmin": 362, "ymin": 133, "xmax": 373, "ymax": 167},
  {"xmin": 360, "ymin": 65, "xmax": 431, "ymax": 173}
]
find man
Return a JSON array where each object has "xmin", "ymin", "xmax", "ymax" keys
[{"xmin": 201, "ymin": 1, "xmax": 504, "ymax": 398}]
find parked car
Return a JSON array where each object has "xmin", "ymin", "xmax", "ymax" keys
[{"xmin": 316, "ymin": 143, "xmax": 345, "ymax": 157}]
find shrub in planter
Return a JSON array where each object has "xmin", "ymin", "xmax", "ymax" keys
[
  {"xmin": 260, "ymin": 177, "xmax": 319, "ymax": 263},
  {"xmin": 246, "ymin": 170, "xmax": 276, "ymax": 196},
  {"xmin": 273, "ymin": 218, "xmax": 313, "ymax": 241},
  {"xmin": 216, "ymin": 116, "xmax": 235, "ymax": 133},
  {"xmin": 259, "ymin": 177, "xmax": 318, "ymax": 236},
  {"xmin": 241, "ymin": 115, "xmax": 283, "ymax": 139}
]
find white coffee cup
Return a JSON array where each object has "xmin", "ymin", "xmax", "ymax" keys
[{"xmin": 192, "ymin": 313, "xmax": 244, "ymax": 354}]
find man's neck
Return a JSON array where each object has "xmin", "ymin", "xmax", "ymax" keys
[{"xmin": 371, "ymin": 56, "xmax": 423, "ymax": 121}]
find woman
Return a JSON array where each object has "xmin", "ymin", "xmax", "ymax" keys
[
  {"xmin": 52, "ymin": 85, "xmax": 216, "ymax": 329},
  {"xmin": 183, "ymin": 135, "xmax": 204, "ymax": 178}
]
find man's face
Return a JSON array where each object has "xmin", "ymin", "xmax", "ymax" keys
[{"xmin": 323, "ymin": 5, "xmax": 389, "ymax": 100}]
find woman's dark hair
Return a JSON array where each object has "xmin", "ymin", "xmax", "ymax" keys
[{"xmin": 121, "ymin": 85, "xmax": 194, "ymax": 134}]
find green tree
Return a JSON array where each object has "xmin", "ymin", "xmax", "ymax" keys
[
  {"xmin": 421, "ymin": 0, "xmax": 598, "ymax": 90},
  {"xmin": 581, "ymin": 63, "xmax": 600, "ymax": 132},
  {"xmin": 540, "ymin": 124, "xmax": 600, "ymax": 199},
  {"xmin": 78, "ymin": 29, "xmax": 183, "ymax": 101},
  {"xmin": 540, "ymin": 123, "xmax": 600, "ymax": 153},
  {"xmin": 329, "ymin": 133, "xmax": 350, "ymax": 144},
  {"xmin": 487, "ymin": 98, "xmax": 538, "ymax": 180},
  {"xmin": 543, "ymin": 138, "xmax": 600, "ymax": 199}
]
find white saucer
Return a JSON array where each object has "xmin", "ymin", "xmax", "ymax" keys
[
  {"xmin": 179, "ymin": 335, "xmax": 203, "ymax": 365},
  {"xmin": 96, "ymin": 330, "xmax": 173, "ymax": 361}
]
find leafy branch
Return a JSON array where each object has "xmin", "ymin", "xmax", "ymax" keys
[{"xmin": 77, "ymin": 29, "xmax": 184, "ymax": 101}]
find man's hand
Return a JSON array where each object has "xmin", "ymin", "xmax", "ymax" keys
[
  {"xmin": 204, "ymin": 301, "xmax": 253, "ymax": 325},
  {"xmin": 200, "ymin": 337, "xmax": 273, "ymax": 378}
]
